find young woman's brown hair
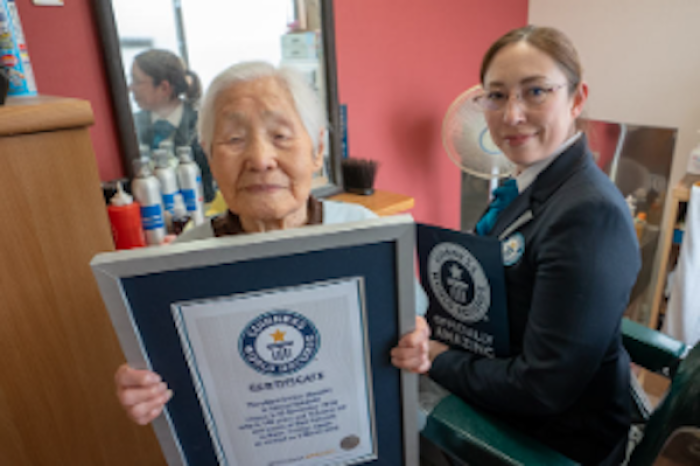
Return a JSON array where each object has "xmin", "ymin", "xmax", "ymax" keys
[
  {"xmin": 134, "ymin": 49, "xmax": 201, "ymax": 105},
  {"xmin": 480, "ymin": 25, "xmax": 582, "ymax": 95},
  {"xmin": 480, "ymin": 25, "xmax": 587, "ymax": 130}
]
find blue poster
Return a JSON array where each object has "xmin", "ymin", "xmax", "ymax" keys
[{"xmin": 417, "ymin": 223, "xmax": 510, "ymax": 358}]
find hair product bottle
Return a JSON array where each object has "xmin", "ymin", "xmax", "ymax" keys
[
  {"xmin": 159, "ymin": 140, "xmax": 178, "ymax": 168},
  {"xmin": 176, "ymin": 146, "xmax": 205, "ymax": 225},
  {"xmin": 171, "ymin": 193, "xmax": 191, "ymax": 236},
  {"xmin": 138, "ymin": 144, "xmax": 151, "ymax": 163},
  {"xmin": 107, "ymin": 182, "xmax": 146, "ymax": 250},
  {"xmin": 153, "ymin": 148, "xmax": 179, "ymax": 228},
  {"xmin": 132, "ymin": 158, "xmax": 166, "ymax": 245}
]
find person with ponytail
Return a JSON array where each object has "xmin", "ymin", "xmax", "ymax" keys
[{"xmin": 130, "ymin": 49, "xmax": 215, "ymax": 202}]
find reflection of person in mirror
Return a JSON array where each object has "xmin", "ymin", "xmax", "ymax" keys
[
  {"xmin": 130, "ymin": 49, "xmax": 215, "ymax": 202},
  {"xmin": 114, "ymin": 61, "xmax": 430, "ymax": 426}
]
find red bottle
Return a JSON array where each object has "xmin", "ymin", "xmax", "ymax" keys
[{"xmin": 107, "ymin": 182, "xmax": 146, "ymax": 250}]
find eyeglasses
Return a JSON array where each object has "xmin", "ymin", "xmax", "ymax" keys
[{"xmin": 478, "ymin": 83, "xmax": 567, "ymax": 112}]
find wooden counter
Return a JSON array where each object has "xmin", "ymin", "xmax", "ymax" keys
[
  {"xmin": 207, "ymin": 189, "xmax": 416, "ymax": 218},
  {"xmin": 671, "ymin": 173, "xmax": 700, "ymax": 201},
  {"xmin": 328, "ymin": 189, "xmax": 415, "ymax": 216},
  {"xmin": 0, "ymin": 95, "xmax": 94, "ymax": 136},
  {"xmin": 0, "ymin": 96, "xmax": 164, "ymax": 465}
]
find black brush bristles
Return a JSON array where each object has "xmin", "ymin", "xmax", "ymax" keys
[{"xmin": 341, "ymin": 158, "xmax": 379, "ymax": 196}]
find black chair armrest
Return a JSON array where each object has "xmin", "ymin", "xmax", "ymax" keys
[
  {"xmin": 422, "ymin": 394, "xmax": 578, "ymax": 466},
  {"xmin": 621, "ymin": 318, "xmax": 686, "ymax": 376}
]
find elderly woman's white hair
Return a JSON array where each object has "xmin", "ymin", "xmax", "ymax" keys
[{"xmin": 197, "ymin": 61, "xmax": 326, "ymax": 156}]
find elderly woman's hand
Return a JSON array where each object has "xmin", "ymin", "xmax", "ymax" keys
[
  {"xmin": 115, "ymin": 364, "xmax": 172, "ymax": 425},
  {"xmin": 391, "ymin": 316, "xmax": 434, "ymax": 374}
]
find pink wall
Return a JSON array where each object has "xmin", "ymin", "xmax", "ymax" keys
[
  {"xmin": 15, "ymin": 0, "xmax": 124, "ymax": 181},
  {"xmin": 335, "ymin": 0, "xmax": 527, "ymax": 229},
  {"xmin": 14, "ymin": 0, "xmax": 528, "ymax": 227}
]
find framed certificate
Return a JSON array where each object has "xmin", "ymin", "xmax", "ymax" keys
[{"xmin": 91, "ymin": 215, "xmax": 418, "ymax": 466}]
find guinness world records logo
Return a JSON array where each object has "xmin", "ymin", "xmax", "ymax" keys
[
  {"xmin": 239, "ymin": 310, "xmax": 320, "ymax": 376},
  {"xmin": 428, "ymin": 242, "xmax": 490, "ymax": 323}
]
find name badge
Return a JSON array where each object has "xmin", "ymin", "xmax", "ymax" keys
[{"xmin": 502, "ymin": 233, "xmax": 525, "ymax": 266}]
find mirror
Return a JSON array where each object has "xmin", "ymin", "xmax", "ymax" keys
[
  {"xmin": 94, "ymin": 0, "xmax": 343, "ymax": 199},
  {"xmin": 586, "ymin": 119, "xmax": 676, "ymax": 322}
]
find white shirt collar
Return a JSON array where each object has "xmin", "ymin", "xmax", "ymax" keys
[
  {"xmin": 515, "ymin": 132, "xmax": 582, "ymax": 193},
  {"xmin": 151, "ymin": 102, "xmax": 184, "ymax": 129}
]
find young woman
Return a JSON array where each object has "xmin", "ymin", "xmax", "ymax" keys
[
  {"xmin": 129, "ymin": 49, "xmax": 215, "ymax": 202},
  {"xmin": 393, "ymin": 26, "xmax": 641, "ymax": 465}
]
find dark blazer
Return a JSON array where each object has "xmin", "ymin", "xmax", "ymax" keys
[
  {"xmin": 134, "ymin": 103, "xmax": 216, "ymax": 203},
  {"xmin": 429, "ymin": 135, "xmax": 641, "ymax": 465}
]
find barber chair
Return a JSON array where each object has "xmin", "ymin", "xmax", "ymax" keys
[{"xmin": 420, "ymin": 318, "xmax": 699, "ymax": 465}]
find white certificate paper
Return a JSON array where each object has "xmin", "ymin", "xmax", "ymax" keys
[{"xmin": 172, "ymin": 278, "xmax": 376, "ymax": 466}]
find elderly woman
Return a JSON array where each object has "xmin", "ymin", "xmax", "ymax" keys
[
  {"xmin": 115, "ymin": 61, "xmax": 393, "ymax": 425},
  {"xmin": 393, "ymin": 26, "xmax": 640, "ymax": 465}
]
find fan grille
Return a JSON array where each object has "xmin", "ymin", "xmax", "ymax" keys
[{"xmin": 442, "ymin": 85, "xmax": 513, "ymax": 179}]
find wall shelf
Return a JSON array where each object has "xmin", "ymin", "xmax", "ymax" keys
[{"xmin": 649, "ymin": 173, "xmax": 700, "ymax": 330}]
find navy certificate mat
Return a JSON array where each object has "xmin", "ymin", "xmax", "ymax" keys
[
  {"xmin": 92, "ymin": 216, "xmax": 418, "ymax": 466},
  {"xmin": 416, "ymin": 223, "xmax": 510, "ymax": 358}
]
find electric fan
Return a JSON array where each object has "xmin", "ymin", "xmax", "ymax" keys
[{"xmin": 442, "ymin": 85, "xmax": 514, "ymax": 179}]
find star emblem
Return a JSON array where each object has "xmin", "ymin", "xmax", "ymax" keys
[
  {"xmin": 449, "ymin": 264, "xmax": 463, "ymax": 280},
  {"xmin": 270, "ymin": 329, "xmax": 286, "ymax": 343}
]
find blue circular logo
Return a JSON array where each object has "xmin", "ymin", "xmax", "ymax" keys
[
  {"xmin": 502, "ymin": 233, "xmax": 525, "ymax": 266},
  {"xmin": 428, "ymin": 242, "xmax": 490, "ymax": 323},
  {"xmin": 238, "ymin": 311, "xmax": 320, "ymax": 376}
]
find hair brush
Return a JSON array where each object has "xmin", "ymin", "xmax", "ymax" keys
[{"xmin": 341, "ymin": 158, "xmax": 379, "ymax": 196}]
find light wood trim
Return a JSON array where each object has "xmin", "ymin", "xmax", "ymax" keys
[
  {"xmin": 649, "ymin": 196, "xmax": 681, "ymax": 330},
  {"xmin": 0, "ymin": 96, "xmax": 94, "ymax": 137},
  {"xmin": 672, "ymin": 173, "xmax": 700, "ymax": 201},
  {"xmin": 329, "ymin": 189, "xmax": 415, "ymax": 216},
  {"xmin": 648, "ymin": 173, "xmax": 700, "ymax": 329}
]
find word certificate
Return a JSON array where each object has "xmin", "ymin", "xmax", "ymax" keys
[{"xmin": 172, "ymin": 278, "xmax": 376, "ymax": 466}]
